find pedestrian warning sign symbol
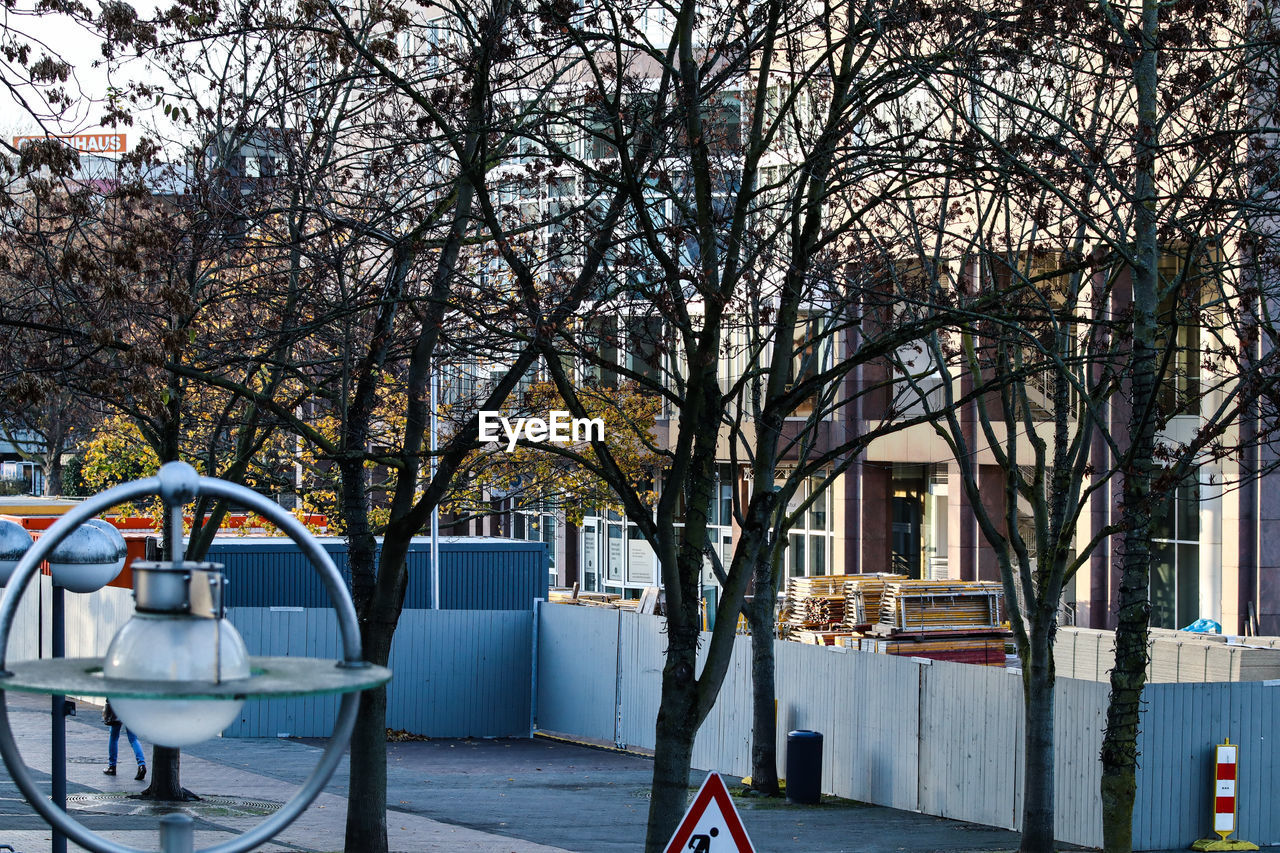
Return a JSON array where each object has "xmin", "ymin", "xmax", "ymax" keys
[{"xmin": 662, "ymin": 772, "xmax": 756, "ymax": 853}]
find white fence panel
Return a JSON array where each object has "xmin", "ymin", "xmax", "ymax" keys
[
  {"xmin": 2, "ymin": 574, "xmax": 44, "ymax": 662},
  {"xmin": 827, "ymin": 646, "xmax": 921, "ymax": 812},
  {"xmin": 537, "ymin": 604, "xmax": 1265, "ymax": 851},
  {"xmin": 537, "ymin": 603, "xmax": 621, "ymax": 743},
  {"xmin": 691, "ymin": 634, "xmax": 752, "ymax": 778},
  {"xmin": 618, "ymin": 611, "xmax": 666, "ymax": 750},
  {"xmin": 1053, "ymin": 677, "xmax": 1107, "ymax": 848},
  {"xmin": 918, "ymin": 660, "xmax": 1023, "ymax": 829}
]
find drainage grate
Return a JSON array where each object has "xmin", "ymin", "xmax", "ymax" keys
[
  {"xmin": 630, "ymin": 789, "xmax": 698, "ymax": 804},
  {"xmin": 66, "ymin": 793, "xmax": 282, "ymax": 817}
]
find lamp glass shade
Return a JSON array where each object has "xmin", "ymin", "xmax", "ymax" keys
[
  {"xmin": 83, "ymin": 519, "xmax": 128, "ymax": 561},
  {"xmin": 0, "ymin": 519, "xmax": 33, "ymax": 586},
  {"xmin": 104, "ymin": 613, "xmax": 252, "ymax": 747},
  {"xmin": 49, "ymin": 524, "xmax": 123, "ymax": 593}
]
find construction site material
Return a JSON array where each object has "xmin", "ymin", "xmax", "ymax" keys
[
  {"xmin": 548, "ymin": 583, "xmax": 580, "ymax": 604},
  {"xmin": 860, "ymin": 633, "xmax": 1007, "ymax": 666},
  {"xmin": 637, "ymin": 587, "xmax": 660, "ymax": 615},
  {"xmin": 796, "ymin": 630, "xmax": 854, "ymax": 646},
  {"xmin": 1054, "ymin": 626, "xmax": 1280, "ymax": 683},
  {"xmin": 779, "ymin": 576, "xmax": 1008, "ymax": 666},
  {"xmin": 842, "ymin": 575, "xmax": 904, "ymax": 628},
  {"xmin": 778, "ymin": 574, "xmax": 906, "ymax": 637},
  {"xmin": 802, "ymin": 595, "xmax": 847, "ymax": 627},
  {"xmin": 572, "ymin": 592, "xmax": 624, "ymax": 608},
  {"xmin": 875, "ymin": 580, "xmax": 1005, "ymax": 634}
]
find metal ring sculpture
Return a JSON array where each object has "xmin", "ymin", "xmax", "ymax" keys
[{"xmin": 0, "ymin": 462, "xmax": 391, "ymax": 853}]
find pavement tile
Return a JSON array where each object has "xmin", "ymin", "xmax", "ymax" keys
[{"xmin": 1, "ymin": 693, "xmax": 1037, "ymax": 853}]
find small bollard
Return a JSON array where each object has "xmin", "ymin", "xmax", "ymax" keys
[
  {"xmin": 159, "ymin": 813, "xmax": 195, "ymax": 853},
  {"xmin": 786, "ymin": 729, "xmax": 823, "ymax": 805}
]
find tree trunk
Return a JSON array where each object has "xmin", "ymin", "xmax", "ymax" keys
[
  {"xmin": 1020, "ymin": 621, "xmax": 1055, "ymax": 853},
  {"xmin": 746, "ymin": 551, "xmax": 779, "ymax": 796},
  {"xmin": 1100, "ymin": 526, "xmax": 1151, "ymax": 853},
  {"xmin": 1100, "ymin": 0, "xmax": 1158, "ymax": 848},
  {"xmin": 43, "ymin": 452, "xmax": 63, "ymax": 497},
  {"xmin": 344, "ymin": 617, "xmax": 393, "ymax": 853},
  {"xmin": 644, "ymin": 627, "xmax": 700, "ymax": 853},
  {"xmin": 138, "ymin": 746, "xmax": 195, "ymax": 801}
]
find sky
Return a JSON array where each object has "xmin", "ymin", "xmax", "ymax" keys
[{"xmin": 2, "ymin": 5, "xmax": 169, "ymax": 151}]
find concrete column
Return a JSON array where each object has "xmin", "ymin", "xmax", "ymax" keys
[{"xmin": 861, "ymin": 464, "xmax": 891, "ymax": 573}]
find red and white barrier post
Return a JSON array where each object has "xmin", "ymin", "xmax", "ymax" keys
[
  {"xmin": 1192, "ymin": 737, "xmax": 1257, "ymax": 851},
  {"xmin": 1213, "ymin": 739, "xmax": 1237, "ymax": 840}
]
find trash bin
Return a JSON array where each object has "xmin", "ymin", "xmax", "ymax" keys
[{"xmin": 786, "ymin": 730, "xmax": 823, "ymax": 804}]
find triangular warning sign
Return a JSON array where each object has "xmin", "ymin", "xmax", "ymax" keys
[{"xmin": 662, "ymin": 772, "xmax": 756, "ymax": 853}]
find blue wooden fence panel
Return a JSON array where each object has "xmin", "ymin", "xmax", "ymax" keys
[
  {"xmin": 535, "ymin": 603, "xmax": 620, "ymax": 743},
  {"xmin": 223, "ymin": 607, "xmax": 533, "ymax": 738},
  {"xmin": 206, "ymin": 536, "xmax": 547, "ymax": 611},
  {"xmin": 1133, "ymin": 680, "xmax": 1280, "ymax": 848}
]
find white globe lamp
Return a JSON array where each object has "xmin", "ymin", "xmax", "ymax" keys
[
  {"xmin": 104, "ymin": 562, "xmax": 251, "ymax": 747},
  {"xmin": 82, "ymin": 519, "xmax": 127, "ymax": 572},
  {"xmin": 0, "ymin": 519, "xmax": 33, "ymax": 586},
  {"xmin": 48, "ymin": 523, "xmax": 122, "ymax": 593}
]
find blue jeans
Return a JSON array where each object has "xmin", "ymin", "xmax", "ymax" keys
[{"xmin": 108, "ymin": 722, "xmax": 145, "ymax": 768}]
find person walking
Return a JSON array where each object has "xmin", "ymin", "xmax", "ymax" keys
[{"xmin": 102, "ymin": 700, "xmax": 146, "ymax": 780}]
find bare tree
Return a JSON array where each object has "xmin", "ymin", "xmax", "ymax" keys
[
  {"xmin": 452, "ymin": 0, "xmax": 1000, "ymax": 845},
  {"xmin": 885, "ymin": 0, "xmax": 1280, "ymax": 847}
]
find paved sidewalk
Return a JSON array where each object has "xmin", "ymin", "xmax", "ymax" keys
[{"xmin": 0, "ymin": 693, "xmax": 1031, "ymax": 852}]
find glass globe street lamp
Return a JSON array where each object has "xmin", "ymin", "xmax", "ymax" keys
[
  {"xmin": 45, "ymin": 510, "xmax": 129, "ymax": 853},
  {"xmin": 83, "ymin": 518, "xmax": 128, "ymax": 576},
  {"xmin": 0, "ymin": 462, "xmax": 391, "ymax": 853},
  {"xmin": 104, "ymin": 562, "xmax": 252, "ymax": 747},
  {"xmin": 0, "ymin": 519, "xmax": 33, "ymax": 586},
  {"xmin": 49, "ymin": 522, "xmax": 124, "ymax": 593}
]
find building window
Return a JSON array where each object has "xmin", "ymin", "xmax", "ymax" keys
[
  {"xmin": 780, "ymin": 471, "xmax": 834, "ymax": 578},
  {"xmin": 1151, "ymin": 473, "xmax": 1200, "ymax": 629},
  {"xmin": 581, "ymin": 517, "xmax": 601, "ymax": 592},
  {"xmin": 579, "ymin": 316, "xmax": 619, "ymax": 388},
  {"xmin": 626, "ymin": 315, "xmax": 665, "ymax": 390},
  {"xmin": 1157, "ymin": 247, "xmax": 1212, "ymax": 415},
  {"xmin": 606, "ymin": 511, "xmax": 624, "ymax": 583},
  {"xmin": 989, "ymin": 249, "xmax": 1076, "ymax": 420},
  {"xmin": 789, "ymin": 317, "xmax": 834, "ymax": 419},
  {"xmin": 515, "ymin": 501, "xmax": 557, "ymax": 583}
]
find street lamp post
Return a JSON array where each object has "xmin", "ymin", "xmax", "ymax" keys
[
  {"xmin": 46, "ymin": 520, "xmax": 125, "ymax": 853},
  {"xmin": 0, "ymin": 462, "xmax": 391, "ymax": 853}
]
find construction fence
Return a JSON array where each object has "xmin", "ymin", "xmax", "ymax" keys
[
  {"xmin": 2, "ymin": 576, "xmax": 533, "ymax": 739},
  {"xmin": 5, "ymin": 581, "xmax": 1276, "ymax": 849},
  {"xmin": 536, "ymin": 603, "xmax": 1280, "ymax": 851}
]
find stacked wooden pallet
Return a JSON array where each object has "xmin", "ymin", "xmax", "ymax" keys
[
  {"xmin": 858, "ymin": 634, "xmax": 1007, "ymax": 666},
  {"xmin": 1055, "ymin": 626, "xmax": 1280, "ymax": 683},
  {"xmin": 779, "ymin": 575, "xmax": 1010, "ymax": 667},
  {"xmin": 802, "ymin": 595, "xmax": 846, "ymax": 627},
  {"xmin": 577, "ymin": 592, "xmax": 622, "ymax": 607},
  {"xmin": 842, "ymin": 574, "xmax": 907, "ymax": 628},
  {"xmin": 778, "ymin": 574, "xmax": 907, "ymax": 638},
  {"xmin": 845, "ymin": 580, "xmax": 1012, "ymax": 666},
  {"xmin": 780, "ymin": 575, "xmax": 854, "ymax": 635},
  {"xmin": 875, "ymin": 580, "xmax": 1005, "ymax": 634},
  {"xmin": 548, "ymin": 585, "xmax": 579, "ymax": 604}
]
